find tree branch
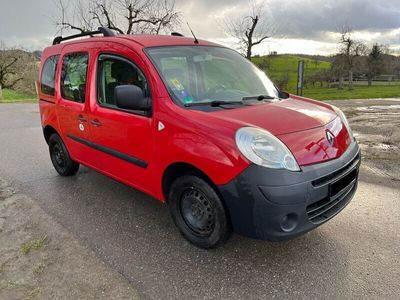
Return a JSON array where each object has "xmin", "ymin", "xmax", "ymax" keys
[
  {"xmin": 253, "ymin": 35, "xmax": 269, "ymax": 46},
  {"xmin": 57, "ymin": 21, "xmax": 86, "ymax": 33},
  {"xmin": 54, "ymin": 0, "xmax": 181, "ymax": 35},
  {"xmin": 4, "ymin": 77, "xmax": 24, "ymax": 89},
  {"xmin": 222, "ymin": 3, "xmax": 273, "ymax": 60}
]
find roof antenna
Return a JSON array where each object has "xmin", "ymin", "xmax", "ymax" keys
[{"xmin": 186, "ymin": 22, "xmax": 199, "ymax": 44}]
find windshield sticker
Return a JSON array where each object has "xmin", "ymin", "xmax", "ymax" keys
[
  {"xmin": 170, "ymin": 78, "xmax": 185, "ymax": 91},
  {"xmin": 183, "ymin": 96, "xmax": 193, "ymax": 104}
]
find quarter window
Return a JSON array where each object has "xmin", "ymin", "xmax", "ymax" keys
[
  {"xmin": 60, "ymin": 53, "xmax": 89, "ymax": 103},
  {"xmin": 97, "ymin": 55, "xmax": 148, "ymax": 108},
  {"xmin": 41, "ymin": 55, "xmax": 59, "ymax": 96}
]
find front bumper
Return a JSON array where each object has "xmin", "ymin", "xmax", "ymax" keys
[{"xmin": 218, "ymin": 142, "xmax": 361, "ymax": 240}]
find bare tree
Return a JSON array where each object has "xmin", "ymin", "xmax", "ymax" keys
[
  {"xmin": 224, "ymin": 2, "xmax": 274, "ymax": 60},
  {"xmin": 55, "ymin": 0, "xmax": 181, "ymax": 35},
  {"xmin": 338, "ymin": 26, "xmax": 366, "ymax": 90},
  {"xmin": 366, "ymin": 44, "xmax": 385, "ymax": 86},
  {"xmin": 0, "ymin": 42, "xmax": 24, "ymax": 90},
  {"xmin": 331, "ymin": 55, "xmax": 346, "ymax": 90}
]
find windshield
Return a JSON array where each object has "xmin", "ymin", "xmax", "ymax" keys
[{"xmin": 146, "ymin": 46, "xmax": 279, "ymax": 106}]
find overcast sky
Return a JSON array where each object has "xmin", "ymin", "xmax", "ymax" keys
[{"xmin": 0, "ymin": 0, "xmax": 399, "ymax": 55}]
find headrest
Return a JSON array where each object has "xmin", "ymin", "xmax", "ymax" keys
[{"xmin": 111, "ymin": 61, "xmax": 137, "ymax": 81}]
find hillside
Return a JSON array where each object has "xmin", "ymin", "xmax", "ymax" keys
[{"xmin": 252, "ymin": 54, "xmax": 331, "ymax": 93}]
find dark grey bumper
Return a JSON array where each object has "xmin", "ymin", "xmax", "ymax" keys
[{"xmin": 218, "ymin": 142, "xmax": 361, "ymax": 240}]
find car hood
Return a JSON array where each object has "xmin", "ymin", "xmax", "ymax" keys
[
  {"xmin": 194, "ymin": 95, "xmax": 352, "ymax": 166},
  {"xmin": 211, "ymin": 96, "xmax": 337, "ymax": 136}
]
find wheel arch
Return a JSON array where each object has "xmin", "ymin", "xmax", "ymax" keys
[
  {"xmin": 161, "ymin": 161, "xmax": 233, "ymax": 227},
  {"xmin": 43, "ymin": 125, "xmax": 59, "ymax": 144},
  {"xmin": 162, "ymin": 162, "xmax": 219, "ymax": 202}
]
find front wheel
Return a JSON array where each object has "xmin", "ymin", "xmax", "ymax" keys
[
  {"xmin": 168, "ymin": 175, "xmax": 231, "ymax": 249},
  {"xmin": 49, "ymin": 133, "xmax": 79, "ymax": 176}
]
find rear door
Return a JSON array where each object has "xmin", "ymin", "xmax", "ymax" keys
[
  {"xmin": 87, "ymin": 43, "xmax": 154, "ymax": 192},
  {"xmin": 56, "ymin": 46, "xmax": 97, "ymax": 168}
]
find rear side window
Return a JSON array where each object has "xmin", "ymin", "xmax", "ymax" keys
[
  {"xmin": 41, "ymin": 55, "xmax": 59, "ymax": 96},
  {"xmin": 60, "ymin": 53, "xmax": 89, "ymax": 103}
]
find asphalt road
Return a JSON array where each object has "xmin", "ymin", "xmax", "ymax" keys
[{"xmin": 1, "ymin": 103, "xmax": 399, "ymax": 299}]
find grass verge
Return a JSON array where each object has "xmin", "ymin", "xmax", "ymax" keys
[
  {"xmin": 0, "ymin": 89, "xmax": 37, "ymax": 103},
  {"xmin": 301, "ymin": 85, "xmax": 400, "ymax": 101}
]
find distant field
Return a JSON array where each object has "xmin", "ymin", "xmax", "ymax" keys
[
  {"xmin": 0, "ymin": 89, "xmax": 36, "ymax": 103},
  {"xmin": 303, "ymin": 85, "xmax": 400, "ymax": 100},
  {"xmin": 252, "ymin": 54, "xmax": 400, "ymax": 101},
  {"xmin": 252, "ymin": 54, "xmax": 331, "ymax": 92}
]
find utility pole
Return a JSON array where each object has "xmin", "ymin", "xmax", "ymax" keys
[{"xmin": 297, "ymin": 60, "xmax": 305, "ymax": 96}]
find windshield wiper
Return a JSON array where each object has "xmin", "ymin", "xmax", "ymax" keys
[
  {"xmin": 184, "ymin": 100, "xmax": 243, "ymax": 107},
  {"xmin": 242, "ymin": 95, "xmax": 281, "ymax": 101}
]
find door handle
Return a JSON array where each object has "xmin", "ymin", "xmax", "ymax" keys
[
  {"xmin": 78, "ymin": 115, "xmax": 87, "ymax": 122},
  {"xmin": 91, "ymin": 119, "xmax": 103, "ymax": 127}
]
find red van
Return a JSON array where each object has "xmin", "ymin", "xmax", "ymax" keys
[{"xmin": 38, "ymin": 27, "xmax": 360, "ymax": 248}]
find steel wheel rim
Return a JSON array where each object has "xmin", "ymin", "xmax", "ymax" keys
[
  {"xmin": 180, "ymin": 188, "xmax": 215, "ymax": 236},
  {"xmin": 52, "ymin": 142, "xmax": 66, "ymax": 171}
]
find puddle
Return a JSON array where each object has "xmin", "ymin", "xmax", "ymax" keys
[
  {"xmin": 357, "ymin": 105, "xmax": 400, "ymax": 111},
  {"xmin": 374, "ymin": 143, "xmax": 398, "ymax": 150}
]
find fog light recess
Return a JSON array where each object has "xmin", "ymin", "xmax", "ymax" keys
[{"xmin": 280, "ymin": 213, "xmax": 298, "ymax": 232}]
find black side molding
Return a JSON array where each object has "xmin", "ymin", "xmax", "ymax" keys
[
  {"xmin": 67, "ymin": 134, "xmax": 148, "ymax": 168},
  {"xmin": 39, "ymin": 98, "xmax": 55, "ymax": 104}
]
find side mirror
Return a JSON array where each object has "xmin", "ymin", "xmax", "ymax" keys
[
  {"xmin": 278, "ymin": 90, "xmax": 290, "ymax": 99},
  {"xmin": 115, "ymin": 85, "xmax": 151, "ymax": 111}
]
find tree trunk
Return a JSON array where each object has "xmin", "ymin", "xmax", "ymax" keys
[
  {"xmin": 0, "ymin": 84, "xmax": 3, "ymax": 100},
  {"xmin": 368, "ymin": 76, "xmax": 372, "ymax": 86},
  {"xmin": 338, "ymin": 76, "xmax": 344, "ymax": 90},
  {"xmin": 246, "ymin": 46, "xmax": 252, "ymax": 60},
  {"xmin": 348, "ymin": 70, "xmax": 353, "ymax": 90}
]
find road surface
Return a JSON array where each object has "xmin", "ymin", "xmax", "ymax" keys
[{"xmin": 0, "ymin": 103, "xmax": 399, "ymax": 299}]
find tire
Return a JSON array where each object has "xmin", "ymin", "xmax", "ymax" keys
[
  {"xmin": 49, "ymin": 133, "xmax": 79, "ymax": 176},
  {"xmin": 168, "ymin": 175, "xmax": 231, "ymax": 249}
]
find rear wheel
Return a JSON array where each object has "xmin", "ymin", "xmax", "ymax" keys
[
  {"xmin": 168, "ymin": 175, "xmax": 231, "ymax": 249},
  {"xmin": 49, "ymin": 133, "xmax": 79, "ymax": 176}
]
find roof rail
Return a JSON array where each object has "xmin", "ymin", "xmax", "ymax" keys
[
  {"xmin": 52, "ymin": 27, "xmax": 115, "ymax": 45},
  {"xmin": 171, "ymin": 32, "xmax": 184, "ymax": 37}
]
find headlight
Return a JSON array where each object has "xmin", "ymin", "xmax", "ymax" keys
[
  {"xmin": 331, "ymin": 105, "xmax": 353, "ymax": 138},
  {"xmin": 235, "ymin": 127, "xmax": 300, "ymax": 171}
]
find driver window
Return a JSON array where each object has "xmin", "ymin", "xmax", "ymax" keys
[{"xmin": 97, "ymin": 56, "xmax": 147, "ymax": 108}]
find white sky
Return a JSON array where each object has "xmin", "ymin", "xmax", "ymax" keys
[{"xmin": 0, "ymin": 0, "xmax": 399, "ymax": 55}]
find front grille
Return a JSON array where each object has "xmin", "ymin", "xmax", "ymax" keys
[
  {"xmin": 312, "ymin": 152, "xmax": 360, "ymax": 187},
  {"xmin": 307, "ymin": 155, "xmax": 359, "ymax": 224}
]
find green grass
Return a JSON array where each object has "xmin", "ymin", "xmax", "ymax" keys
[
  {"xmin": 0, "ymin": 88, "xmax": 36, "ymax": 103},
  {"xmin": 302, "ymin": 85, "xmax": 400, "ymax": 101},
  {"xmin": 33, "ymin": 262, "xmax": 46, "ymax": 275},
  {"xmin": 21, "ymin": 237, "xmax": 46, "ymax": 254},
  {"xmin": 26, "ymin": 287, "xmax": 43, "ymax": 299},
  {"xmin": 252, "ymin": 54, "xmax": 331, "ymax": 92}
]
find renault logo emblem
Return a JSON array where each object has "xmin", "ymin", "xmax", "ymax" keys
[{"xmin": 326, "ymin": 130, "xmax": 335, "ymax": 145}]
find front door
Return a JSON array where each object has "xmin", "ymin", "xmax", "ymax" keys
[{"xmin": 88, "ymin": 47, "xmax": 154, "ymax": 192}]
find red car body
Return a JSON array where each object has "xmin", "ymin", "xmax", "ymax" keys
[{"xmin": 39, "ymin": 31, "xmax": 360, "ymax": 243}]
